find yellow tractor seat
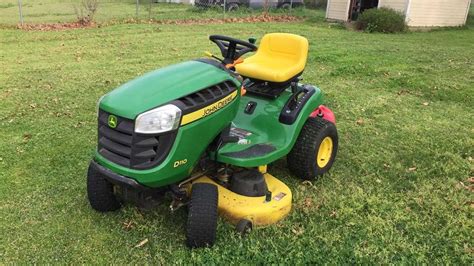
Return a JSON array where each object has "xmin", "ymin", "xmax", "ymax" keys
[{"xmin": 235, "ymin": 33, "xmax": 309, "ymax": 83}]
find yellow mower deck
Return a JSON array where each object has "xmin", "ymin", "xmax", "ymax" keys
[{"xmin": 190, "ymin": 174, "xmax": 292, "ymax": 226}]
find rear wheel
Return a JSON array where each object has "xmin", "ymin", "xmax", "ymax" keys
[
  {"xmin": 87, "ymin": 162, "xmax": 121, "ymax": 212},
  {"xmin": 186, "ymin": 183, "xmax": 219, "ymax": 248},
  {"xmin": 287, "ymin": 117, "xmax": 338, "ymax": 180}
]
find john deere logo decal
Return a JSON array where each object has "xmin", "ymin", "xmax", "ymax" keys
[
  {"xmin": 108, "ymin": 115, "xmax": 117, "ymax": 128},
  {"xmin": 180, "ymin": 90, "xmax": 238, "ymax": 126}
]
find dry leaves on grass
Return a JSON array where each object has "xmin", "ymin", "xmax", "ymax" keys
[
  {"xmin": 303, "ymin": 197, "xmax": 313, "ymax": 208},
  {"xmin": 292, "ymin": 225, "xmax": 305, "ymax": 236},
  {"xmin": 18, "ymin": 22, "xmax": 96, "ymax": 31},
  {"xmin": 397, "ymin": 89, "xmax": 410, "ymax": 95},
  {"xmin": 458, "ymin": 178, "xmax": 474, "ymax": 192},
  {"xmin": 156, "ymin": 14, "xmax": 300, "ymax": 25},
  {"xmin": 23, "ymin": 133, "xmax": 32, "ymax": 142},
  {"xmin": 122, "ymin": 221, "xmax": 135, "ymax": 231},
  {"xmin": 17, "ymin": 15, "xmax": 300, "ymax": 31}
]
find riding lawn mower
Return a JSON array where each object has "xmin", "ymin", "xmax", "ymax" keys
[{"xmin": 87, "ymin": 33, "xmax": 338, "ymax": 248}]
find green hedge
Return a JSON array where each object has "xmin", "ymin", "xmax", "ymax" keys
[{"xmin": 356, "ymin": 7, "xmax": 407, "ymax": 33}]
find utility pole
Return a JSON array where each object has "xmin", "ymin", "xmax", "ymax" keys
[
  {"xmin": 18, "ymin": 0, "xmax": 24, "ymax": 25},
  {"xmin": 136, "ymin": 0, "xmax": 139, "ymax": 19},
  {"xmin": 223, "ymin": 0, "xmax": 226, "ymax": 18}
]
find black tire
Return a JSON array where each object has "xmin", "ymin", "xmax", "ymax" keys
[
  {"xmin": 226, "ymin": 2, "xmax": 239, "ymax": 11},
  {"xmin": 287, "ymin": 117, "xmax": 338, "ymax": 180},
  {"xmin": 236, "ymin": 219, "xmax": 252, "ymax": 236},
  {"xmin": 186, "ymin": 183, "xmax": 219, "ymax": 248},
  {"xmin": 87, "ymin": 162, "xmax": 121, "ymax": 212}
]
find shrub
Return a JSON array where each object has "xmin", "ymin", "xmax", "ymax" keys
[
  {"xmin": 356, "ymin": 7, "xmax": 407, "ymax": 33},
  {"xmin": 74, "ymin": 0, "xmax": 99, "ymax": 25}
]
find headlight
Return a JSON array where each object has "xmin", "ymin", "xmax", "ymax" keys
[{"xmin": 135, "ymin": 104, "xmax": 182, "ymax": 134}]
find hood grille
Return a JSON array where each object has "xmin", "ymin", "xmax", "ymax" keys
[{"xmin": 97, "ymin": 110, "xmax": 176, "ymax": 170}]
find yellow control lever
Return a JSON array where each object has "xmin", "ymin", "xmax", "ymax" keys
[{"xmin": 204, "ymin": 51, "xmax": 224, "ymax": 63}]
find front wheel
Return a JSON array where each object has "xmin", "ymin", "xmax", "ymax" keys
[
  {"xmin": 287, "ymin": 117, "xmax": 338, "ymax": 180},
  {"xmin": 186, "ymin": 183, "xmax": 219, "ymax": 248},
  {"xmin": 87, "ymin": 162, "xmax": 121, "ymax": 212}
]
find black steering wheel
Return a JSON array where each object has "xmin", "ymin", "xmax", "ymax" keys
[{"xmin": 209, "ymin": 35, "xmax": 257, "ymax": 64}]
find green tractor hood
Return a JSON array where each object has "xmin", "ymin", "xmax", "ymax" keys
[{"xmin": 99, "ymin": 60, "xmax": 237, "ymax": 119}]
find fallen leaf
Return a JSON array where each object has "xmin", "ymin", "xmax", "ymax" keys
[
  {"xmin": 397, "ymin": 89, "xmax": 410, "ymax": 95},
  {"xmin": 292, "ymin": 227, "xmax": 304, "ymax": 236},
  {"xmin": 122, "ymin": 221, "xmax": 134, "ymax": 231},
  {"xmin": 135, "ymin": 238, "xmax": 148, "ymax": 248},
  {"xmin": 303, "ymin": 197, "xmax": 312, "ymax": 208},
  {"xmin": 23, "ymin": 133, "xmax": 32, "ymax": 140},
  {"xmin": 458, "ymin": 182, "xmax": 473, "ymax": 192}
]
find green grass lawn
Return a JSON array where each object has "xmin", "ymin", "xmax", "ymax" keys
[{"xmin": 1, "ymin": 13, "xmax": 473, "ymax": 264}]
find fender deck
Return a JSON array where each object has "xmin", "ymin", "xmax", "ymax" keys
[{"xmin": 190, "ymin": 174, "xmax": 292, "ymax": 226}]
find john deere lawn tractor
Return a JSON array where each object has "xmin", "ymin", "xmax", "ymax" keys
[{"xmin": 87, "ymin": 33, "xmax": 338, "ymax": 248}]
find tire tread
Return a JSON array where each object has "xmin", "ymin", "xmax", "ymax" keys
[
  {"xmin": 87, "ymin": 163, "xmax": 121, "ymax": 212},
  {"xmin": 287, "ymin": 117, "xmax": 338, "ymax": 180},
  {"xmin": 186, "ymin": 183, "xmax": 218, "ymax": 248}
]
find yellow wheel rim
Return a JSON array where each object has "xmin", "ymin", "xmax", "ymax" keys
[{"xmin": 317, "ymin": 137, "xmax": 333, "ymax": 168}]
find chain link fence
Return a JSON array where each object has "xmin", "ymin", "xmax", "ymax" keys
[{"xmin": 2, "ymin": 0, "xmax": 327, "ymax": 25}]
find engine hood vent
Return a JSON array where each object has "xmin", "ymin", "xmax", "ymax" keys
[{"xmin": 172, "ymin": 80, "xmax": 237, "ymax": 115}]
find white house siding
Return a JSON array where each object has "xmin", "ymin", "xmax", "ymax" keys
[
  {"xmin": 326, "ymin": 0, "xmax": 350, "ymax": 21},
  {"xmin": 378, "ymin": 0, "xmax": 408, "ymax": 13},
  {"xmin": 406, "ymin": 0, "xmax": 472, "ymax": 27}
]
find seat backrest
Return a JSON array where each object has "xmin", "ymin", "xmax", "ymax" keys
[{"xmin": 257, "ymin": 33, "xmax": 309, "ymax": 66}]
